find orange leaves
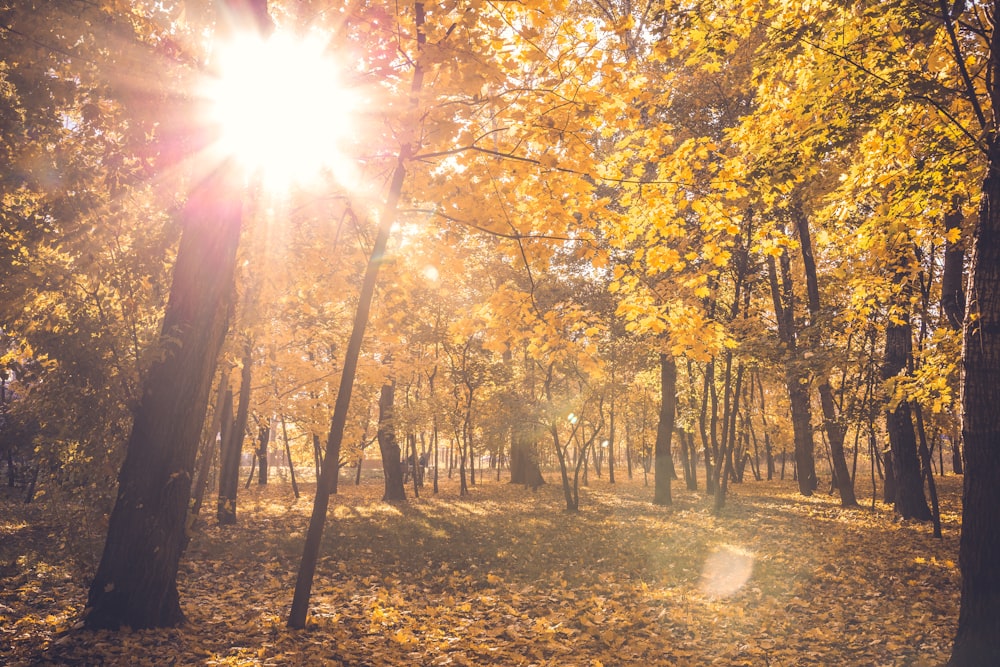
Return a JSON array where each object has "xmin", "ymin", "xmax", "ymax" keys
[{"xmin": 7, "ymin": 477, "xmax": 963, "ymax": 666}]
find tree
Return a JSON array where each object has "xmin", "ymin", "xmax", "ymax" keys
[
  {"xmin": 652, "ymin": 352, "xmax": 677, "ymax": 505},
  {"xmin": 83, "ymin": 0, "xmax": 271, "ymax": 630},
  {"xmin": 84, "ymin": 158, "xmax": 246, "ymax": 628},
  {"xmin": 949, "ymin": 0, "xmax": 1000, "ymax": 658},
  {"xmin": 377, "ymin": 379, "xmax": 406, "ymax": 502}
]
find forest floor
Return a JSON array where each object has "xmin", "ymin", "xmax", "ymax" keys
[{"xmin": 1, "ymin": 470, "xmax": 961, "ymax": 666}]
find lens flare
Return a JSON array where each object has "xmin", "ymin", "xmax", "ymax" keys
[{"xmin": 699, "ymin": 545, "xmax": 754, "ymax": 598}]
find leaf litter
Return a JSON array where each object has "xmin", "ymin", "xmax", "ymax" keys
[{"xmin": 1, "ymin": 475, "xmax": 960, "ymax": 665}]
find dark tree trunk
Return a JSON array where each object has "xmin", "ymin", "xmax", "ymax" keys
[
  {"xmin": 699, "ymin": 361, "xmax": 714, "ymax": 494},
  {"xmin": 607, "ymin": 400, "xmax": 616, "ymax": 484},
  {"xmin": 941, "ymin": 198, "xmax": 967, "ymax": 476},
  {"xmin": 677, "ymin": 427, "xmax": 694, "ymax": 490},
  {"xmin": 280, "ymin": 416, "xmax": 299, "ymax": 499},
  {"xmin": 84, "ymin": 160, "xmax": 244, "ymax": 630},
  {"xmin": 313, "ymin": 433, "xmax": 323, "ymax": 483},
  {"xmin": 510, "ymin": 428, "xmax": 544, "ymax": 488},
  {"xmin": 914, "ymin": 404, "xmax": 942, "ymax": 538},
  {"xmin": 378, "ymin": 381, "xmax": 406, "ymax": 502},
  {"xmin": 256, "ymin": 423, "xmax": 269, "ymax": 486},
  {"xmin": 949, "ymin": 49, "xmax": 1000, "ymax": 659},
  {"xmin": 218, "ymin": 339, "xmax": 253, "ymax": 525},
  {"xmin": 768, "ymin": 251, "xmax": 817, "ymax": 495},
  {"xmin": 941, "ymin": 197, "xmax": 967, "ymax": 331},
  {"xmin": 190, "ymin": 370, "xmax": 229, "ymax": 519},
  {"xmin": 288, "ymin": 152, "xmax": 410, "ymax": 629},
  {"xmin": 792, "ymin": 208, "xmax": 856, "ymax": 505},
  {"xmin": 882, "ymin": 306, "xmax": 932, "ymax": 521},
  {"xmin": 654, "ymin": 353, "xmax": 677, "ymax": 505},
  {"xmin": 715, "ymin": 357, "xmax": 744, "ymax": 511}
]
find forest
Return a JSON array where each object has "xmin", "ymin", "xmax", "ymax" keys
[{"xmin": 2, "ymin": 0, "xmax": 1000, "ymax": 664}]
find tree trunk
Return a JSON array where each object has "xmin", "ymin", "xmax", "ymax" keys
[
  {"xmin": 792, "ymin": 208, "xmax": 856, "ymax": 505},
  {"xmin": 607, "ymin": 400, "xmax": 616, "ymax": 484},
  {"xmin": 510, "ymin": 427, "xmax": 544, "ymax": 488},
  {"xmin": 378, "ymin": 381, "xmax": 406, "ymax": 502},
  {"xmin": 949, "ymin": 48, "xmax": 1000, "ymax": 659},
  {"xmin": 218, "ymin": 339, "xmax": 253, "ymax": 525},
  {"xmin": 941, "ymin": 198, "xmax": 967, "ymax": 476},
  {"xmin": 654, "ymin": 353, "xmax": 677, "ymax": 505},
  {"xmin": 287, "ymin": 151, "xmax": 410, "ymax": 629},
  {"xmin": 941, "ymin": 197, "xmax": 966, "ymax": 331},
  {"xmin": 768, "ymin": 251, "xmax": 817, "ymax": 495},
  {"xmin": 882, "ymin": 305, "xmax": 932, "ymax": 521},
  {"xmin": 256, "ymin": 422, "xmax": 269, "ymax": 486},
  {"xmin": 280, "ymin": 415, "xmax": 299, "ymax": 499},
  {"xmin": 84, "ymin": 158, "xmax": 244, "ymax": 629},
  {"xmin": 699, "ymin": 361, "xmax": 715, "ymax": 494},
  {"xmin": 190, "ymin": 369, "xmax": 230, "ymax": 519}
]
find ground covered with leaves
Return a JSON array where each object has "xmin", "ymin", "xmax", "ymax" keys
[{"xmin": 2, "ymin": 473, "xmax": 961, "ymax": 666}]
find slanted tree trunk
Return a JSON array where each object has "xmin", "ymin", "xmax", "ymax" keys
[
  {"xmin": 653, "ymin": 352, "xmax": 677, "ymax": 506},
  {"xmin": 288, "ymin": 151, "xmax": 410, "ymax": 629},
  {"xmin": 279, "ymin": 415, "xmax": 299, "ymax": 499},
  {"xmin": 84, "ymin": 158, "xmax": 245, "ymax": 629}
]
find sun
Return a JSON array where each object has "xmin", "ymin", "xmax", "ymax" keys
[{"xmin": 203, "ymin": 29, "xmax": 358, "ymax": 190}]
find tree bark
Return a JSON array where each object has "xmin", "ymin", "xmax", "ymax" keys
[
  {"xmin": 378, "ymin": 381, "xmax": 406, "ymax": 502},
  {"xmin": 280, "ymin": 415, "xmax": 299, "ymax": 499},
  {"xmin": 949, "ymin": 44, "xmax": 1000, "ymax": 658},
  {"xmin": 287, "ymin": 154, "xmax": 408, "ymax": 629},
  {"xmin": 941, "ymin": 198, "xmax": 967, "ymax": 476},
  {"xmin": 218, "ymin": 339, "xmax": 252, "ymax": 525},
  {"xmin": 84, "ymin": 160, "xmax": 243, "ymax": 630},
  {"xmin": 653, "ymin": 352, "xmax": 677, "ymax": 506},
  {"xmin": 256, "ymin": 422, "xmax": 269, "ymax": 486},
  {"xmin": 941, "ymin": 197, "xmax": 966, "ymax": 331},
  {"xmin": 882, "ymin": 294, "xmax": 932, "ymax": 521},
  {"xmin": 510, "ymin": 427, "xmax": 544, "ymax": 488},
  {"xmin": 794, "ymin": 205, "xmax": 857, "ymax": 506},
  {"xmin": 768, "ymin": 251, "xmax": 817, "ymax": 495},
  {"xmin": 190, "ymin": 369, "xmax": 230, "ymax": 519}
]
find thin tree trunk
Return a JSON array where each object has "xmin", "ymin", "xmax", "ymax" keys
[
  {"xmin": 219, "ymin": 338, "xmax": 253, "ymax": 524},
  {"xmin": 191, "ymin": 370, "xmax": 230, "ymax": 519},
  {"xmin": 768, "ymin": 251, "xmax": 817, "ymax": 495},
  {"xmin": 699, "ymin": 362, "xmax": 714, "ymax": 494},
  {"xmin": 280, "ymin": 415, "xmax": 299, "ymax": 499},
  {"xmin": 287, "ymin": 135, "xmax": 413, "ymax": 629},
  {"xmin": 882, "ymin": 295, "xmax": 932, "ymax": 521},
  {"xmin": 256, "ymin": 422, "xmax": 269, "ymax": 486}
]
